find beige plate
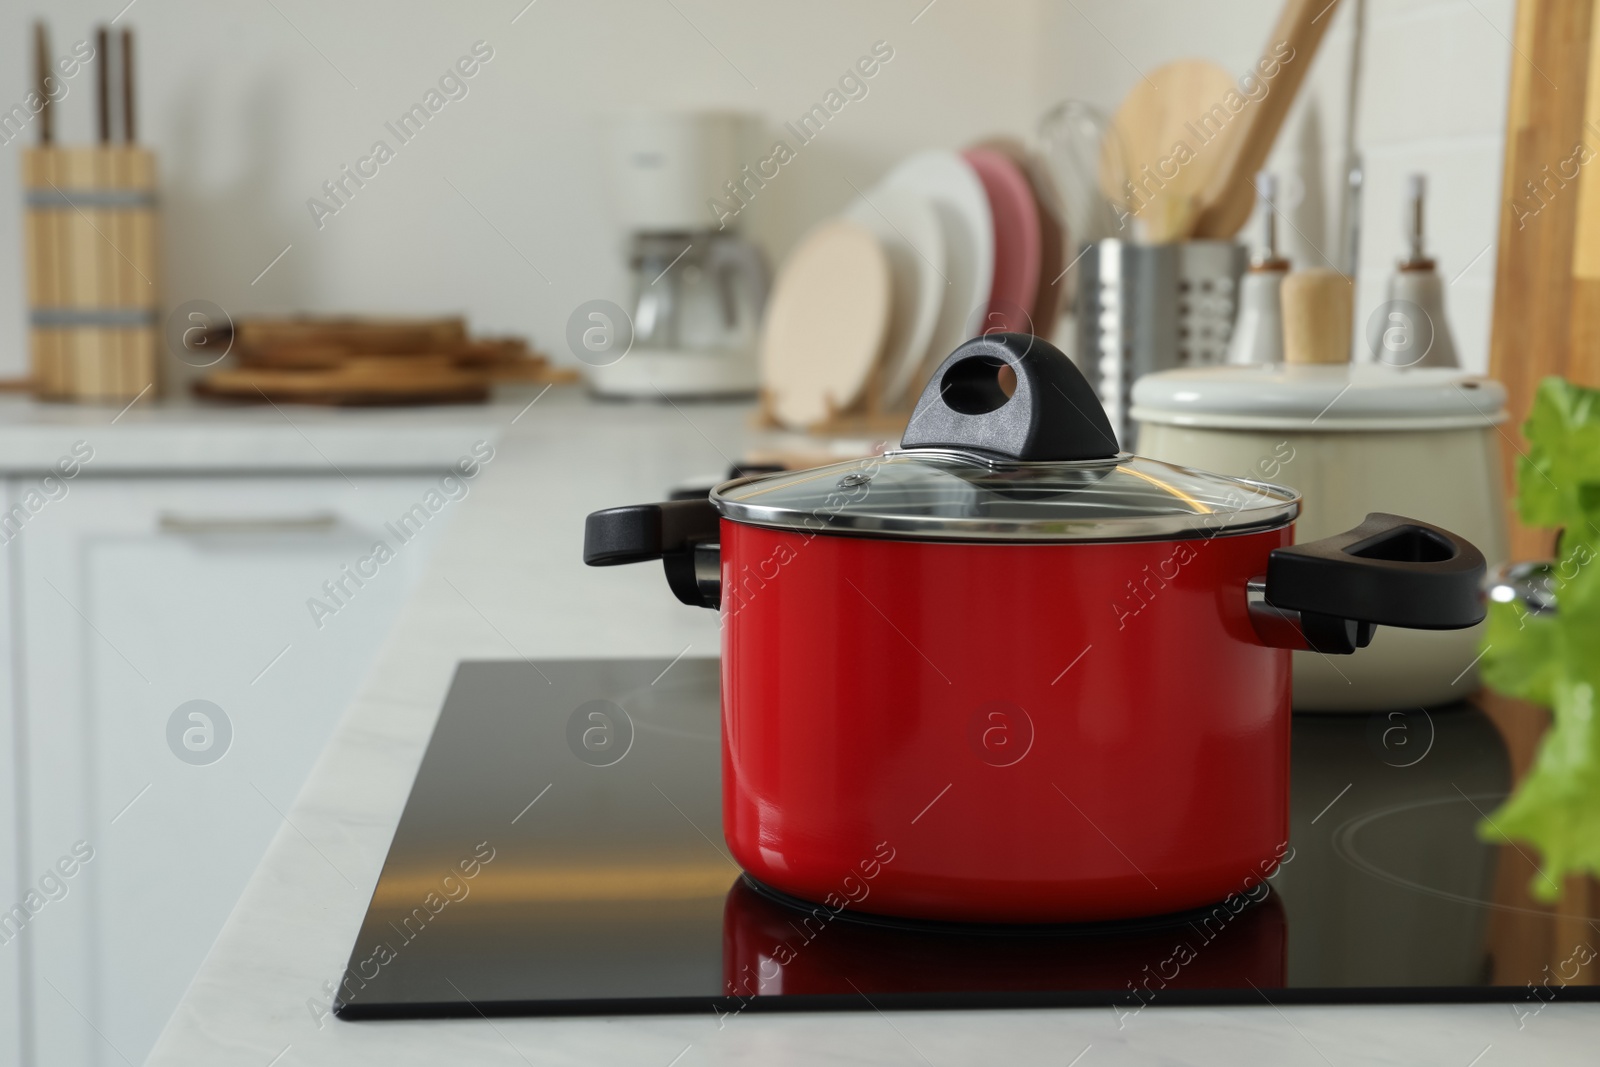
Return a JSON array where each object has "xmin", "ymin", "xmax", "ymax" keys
[{"xmin": 760, "ymin": 218, "xmax": 892, "ymax": 429}]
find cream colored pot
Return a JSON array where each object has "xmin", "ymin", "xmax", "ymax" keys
[{"xmin": 1132, "ymin": 363, "xmax": 1508, "ymax": 712}]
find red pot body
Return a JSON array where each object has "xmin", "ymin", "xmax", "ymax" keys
[{"xmin": 719, "ymin": 519, "xmax": 1293, "ymax": 924}]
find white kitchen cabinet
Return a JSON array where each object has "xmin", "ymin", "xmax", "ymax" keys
[
  {"xmin": 11, "ymin": 472, "xmax": 454, "ymax": 1067},
  {"xmin": 0, "ymin": 514, "xmax": 21, "ymax": 1067}
]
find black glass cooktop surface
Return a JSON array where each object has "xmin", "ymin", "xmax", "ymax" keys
[{"xmin": 335, "ymin": 659, "xmax": 1600, "ymax": 1019}]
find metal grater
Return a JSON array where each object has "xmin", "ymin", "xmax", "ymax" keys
[{"xmin": 1075, "ymin": 239, "xmax": 1246, "ymax": 448}]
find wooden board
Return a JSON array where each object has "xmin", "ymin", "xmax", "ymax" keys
[
  {"xmin": 231, "ymin": 316, "xmax": 467, "ymax": 353},
  {"xmin": 197, "ymin": 349, "xmax": 577, "ymax": 406},
  {"xmin": 1489, "ymin": 0, "xmax": 1597, "ymax": 561},
  {"xmin": 759, "ymin": 218, "xmax": 892, "ymax": 429},
  {"xmin": 195, "ymin": 382, "xmax": 491, "ymax": 407},
  {"xmin": 203, "ymin": 318, "xmax": 577, "ymax": 403},
  {"xmin": 1481, "ymin": 0, "xmax": 1600, "ymax": 982},
  {"xmin": 196, "ymin": 358, "xmax": 491, "ymax": 406}
]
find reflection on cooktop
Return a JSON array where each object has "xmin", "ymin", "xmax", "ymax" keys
[{"xmin": 334, "ymin": 660, "xmax": 1600, "ymax": 1019}]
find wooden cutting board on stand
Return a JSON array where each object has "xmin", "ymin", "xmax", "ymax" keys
[
  {"xmin": 1482, "ymin": 0, "xmax": 1600, "ymax": 999},
  {"xmin": 1489, "ymin": 0, "xmax": 1600, "ymax": 561}
]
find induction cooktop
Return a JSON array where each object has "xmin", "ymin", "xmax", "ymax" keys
[{"xmin": 335, "ymin": 659, "xmax": 1600, "ymax": 1020}]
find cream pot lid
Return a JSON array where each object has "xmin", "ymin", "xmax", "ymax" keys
[{"xmin": 1130, "ymin": 364, "xmax": 1508, "ymax": 431}]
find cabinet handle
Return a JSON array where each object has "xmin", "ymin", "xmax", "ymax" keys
[{"xmin": 157, "ymin": 511, "xmax": 340, "ymax": 534}]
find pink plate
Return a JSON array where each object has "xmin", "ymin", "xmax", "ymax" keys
[{"xmin": 962, "ymin": 147, "xmax": 1042, "ymax": 335}]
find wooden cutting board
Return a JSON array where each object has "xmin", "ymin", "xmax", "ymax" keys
[
  {"xmin": 197, "ymin": 317, "xmax": 578, "ymax": 404},
  {"xmin": 232, "ymin": 316, "xmax": 468, "ymax": 354},
  {"xmin": 1489, "ymin": 0, "xmax": 1599, "ymax": 561},
  {"xmin": 759, "ymin": 218, "xmax": 892, "ymax": 429},
  {"xmin": 197, "ymin": 356, "xmax": 491, "ymax": 406},
  {"xmin": 1481, "ymin": 0, "xmax": 1600, "ymax": 996}
]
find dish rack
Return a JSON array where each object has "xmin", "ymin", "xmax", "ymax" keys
[{"xmin": 1075, "ymin": 239, "xmax": 1246, "ymax": 447}]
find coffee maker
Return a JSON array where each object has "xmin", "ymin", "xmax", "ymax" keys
[{"xmin": 592, "ymin": 111, "xmax": 767, "ymax": 399}]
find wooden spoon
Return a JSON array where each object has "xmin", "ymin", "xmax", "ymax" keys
[
  {"xmin": 1189, "ymin": 0, "xmax": 1344, "ymax": 239},
  {"xmin": 1099, "ymin": 60, "xmax": 1237, "ymax": 243}
]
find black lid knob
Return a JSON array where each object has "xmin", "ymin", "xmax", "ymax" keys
[{"xmin": 900, "ymin": 333, "xmax": 1120, "ymax": 461}]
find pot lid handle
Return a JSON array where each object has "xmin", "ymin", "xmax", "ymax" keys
[{"xmin": 900, "ymin": 333, "xmax": 1121, "ymax": 461}]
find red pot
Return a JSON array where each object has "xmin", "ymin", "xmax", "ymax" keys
[{"xmin": 585, "ymin": 333, "xmax": 1486, "ymax": 923}]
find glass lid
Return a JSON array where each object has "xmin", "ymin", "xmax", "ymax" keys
[
  {"xmin": 711, "ymin": 450, "xmax": 1299, "ymax": 543},
  {"xmin": 713, "ymin": 333, "xmax": 1299, "ymax": 544}
]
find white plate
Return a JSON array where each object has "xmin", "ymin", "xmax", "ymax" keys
[
  {"xmin": 759, "ymin": 218, "xmax": 892, "ymax": 428},
  {"xmin": 880, "ymin": 150, "xmax": 994, "ymax": 383},
  {"xmin": 844, "ymin": 187, "xmax": 947, "ymax": 408}
]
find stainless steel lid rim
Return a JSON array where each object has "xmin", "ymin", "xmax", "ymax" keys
[
  {"xmin": 711, "ymin": 458, "xmax": 1302, "ymax": 543},
  {"xmin": 715, "ymin": 509, "xmax": 1300, "ymax": 545}
]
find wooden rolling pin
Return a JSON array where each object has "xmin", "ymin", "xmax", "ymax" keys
[{"xmin": 1282, "ymin": 268, "xmax": 1352, "ymax": 364}]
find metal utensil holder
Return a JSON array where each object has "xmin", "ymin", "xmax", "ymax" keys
[{"xmin": 1076, "ymin": 239, "xmax": 1246, "ymax": 447}]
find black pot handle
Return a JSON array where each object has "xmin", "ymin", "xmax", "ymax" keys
[
  {"xmin": 583, "ymin": 499, "xmax": 721, "ymax": 609},
  {"xmin": 1262, "ymin": 513, "xmax": 1486, "ymax": 643},
  {"xmin": 901, "ymin": 333, "xmax": 1121, "ymax": 461}
]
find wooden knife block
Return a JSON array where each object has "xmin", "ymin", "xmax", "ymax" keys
[{"xmin": 22, "ymin": 145, "xmax": 159, "ymax": 402}]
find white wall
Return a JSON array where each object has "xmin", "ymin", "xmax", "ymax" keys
[
  {"xmin": 0, "ymin": 0, "xmax": 1043, "ymax": 380},
  {"xmin": 0, "ymin": 0, "xmax": 1513, "ymax": 380},
  {"xmin": 1354, "ymin": 0, "xmax": 1513, "ymax": 373}
]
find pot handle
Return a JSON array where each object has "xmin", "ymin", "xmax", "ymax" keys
[
  {"xmin": 583, "ymin": 498, "xmax": 721, "ymax": 609},
  {"xmin": 1251, "ymin": 512, "xmax": 1486, "ymax": 653}
]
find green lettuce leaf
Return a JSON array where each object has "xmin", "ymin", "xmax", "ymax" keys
[{"xmin": 1478, "ymin": 376, "xmax": 1600, "ymax": 900}]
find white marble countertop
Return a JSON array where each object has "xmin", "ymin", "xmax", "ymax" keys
[
  {"xmin": 146, "ymin": 389, "xmax": 1599, "ymax": 1066},
  {"xmin": 0, "ymin": 391, "xmax": 540, "ymax": 474}
]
